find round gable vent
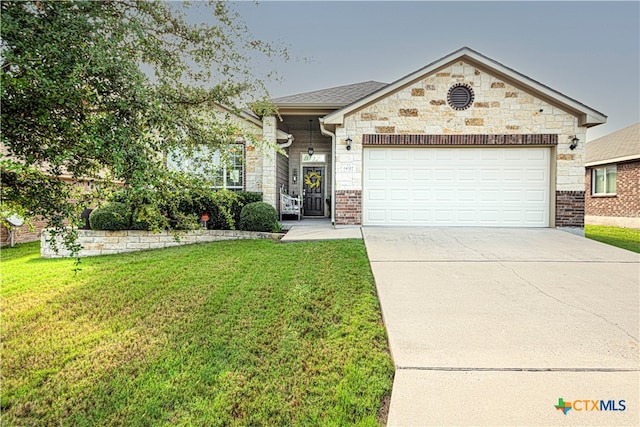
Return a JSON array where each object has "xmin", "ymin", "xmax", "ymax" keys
[{"xmin": 447, "ymin": 83, "xmax": 474, "ymax": 110}]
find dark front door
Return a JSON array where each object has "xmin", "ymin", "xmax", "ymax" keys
[{"xmin": 303, "ymin": 166, "xmax": 324, "ymax": 216}]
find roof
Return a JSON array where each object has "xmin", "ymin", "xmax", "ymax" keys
[
  {"xmin": 273, "ymin": 81, "xmax": 388, "ymax": 108},
  {"xmin": 586, "ymin": 122, "xmax": 640, "ymax": 166},
  {"xmin": 323, "ymin": 47, "xmax": 607, "ymax": 128}
]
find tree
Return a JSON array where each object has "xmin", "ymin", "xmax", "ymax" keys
[{"xmin": 1, "ymin": 0, "xmax": 283, "ymax": 252}]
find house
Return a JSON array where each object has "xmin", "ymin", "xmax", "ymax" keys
[
  {"xmin": 585, "ymin": 122, "xmax": 640, "ymax": 228},
  {"xmin": 3, "ymin": 46, "xmax": 609, "ymax": 245},
  {"xmin": 253, "ymin": 47, "xmax": 606, "ymax": 230}
]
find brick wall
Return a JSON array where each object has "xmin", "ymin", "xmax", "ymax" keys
[
  {"xmin": 556, "ymin": 191, "xmax": 585, "ymax": 227},
  {"xmin": 585, "ymin": 160, "xmax": 640, "ymax": 218},
  {"xmin": 0, "ymin": 217, "xmax": 48, "ymax": 246},
  {"xmin": 335, "ymin": 190, "xmax": 362, "ymax": 225}
]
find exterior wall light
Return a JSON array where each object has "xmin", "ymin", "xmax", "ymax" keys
[
  {"xmin": 292, "ymin": 168, "xmax": 297, "ymax": 184},
  {"xmin": 307, "ymin": 119, "xmax": 314, "ymax": 157},
  {"xmin": 346, "ymin": 137, "xmax": 352, "ymax": 151},
  {"xmin": 570, "ymin": 136, "xmax": 579, "ymax": 150}
]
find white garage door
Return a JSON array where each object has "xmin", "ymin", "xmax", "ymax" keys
[{"xmin": 363, "ymin": 147, "xmax": 550, "ymax": 227}]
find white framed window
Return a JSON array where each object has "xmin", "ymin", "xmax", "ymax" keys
[
  {"xmin": 592, "ymin": 165, "xmax": 616, "ymax": 195},
  {"xmin": 168, "ymin": 144, "xmax": 244, "ymax": 190}
]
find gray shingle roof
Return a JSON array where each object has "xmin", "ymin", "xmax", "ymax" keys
[
  {"xmin": 586, "ymin": 122, "xmax": 640, "ymax": 165},
  {"xmin": 273, "ymin": 81, "xmax": 388, "ymax": 106}
]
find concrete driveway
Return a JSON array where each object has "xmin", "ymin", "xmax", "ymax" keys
[{"xmin": 363, "ymin": 228, "xmax": 639, "ymax": 426}]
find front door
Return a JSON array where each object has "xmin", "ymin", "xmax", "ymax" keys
[{"xmin": 303, "ymin": 166, "xmax": 324, "ymax": 216}]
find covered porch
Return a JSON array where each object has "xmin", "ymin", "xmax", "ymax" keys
[{"xmin": 274, "ymin": 114, "xmax": 333, "ymax": 220}]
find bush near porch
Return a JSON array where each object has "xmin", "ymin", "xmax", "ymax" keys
[{"xmin": 1, "ymin": 240, "xmax": 394, "ymax": 425}]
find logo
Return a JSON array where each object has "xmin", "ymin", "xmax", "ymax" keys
[
  {"xmin": 554, "ymin": 398, "xmax": 626, "ymax": 415},
  {"xmin": 555, "ymin": 398, "xmax": 572, "ymax": 415}
]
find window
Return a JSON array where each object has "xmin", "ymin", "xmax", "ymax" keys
[
  {"xmin": 592, "ymin": 165, "xmax": 616, "ymax": 195},
  {"xmin": 168, "ymin": 144, "xmax": 244, "ymax": 190}
]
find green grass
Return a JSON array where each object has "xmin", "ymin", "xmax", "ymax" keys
[
  {"xmin": 585, "ymin": 225, "xmax": 640, "ymax": 253},
  {"xmin": 1, "ymin": 240, "xmax": 393, "ymax": 426}
]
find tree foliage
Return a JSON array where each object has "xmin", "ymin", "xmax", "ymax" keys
[{"xmin": 1, "ymin": 0, "xmax": 283, "ymax": 252}]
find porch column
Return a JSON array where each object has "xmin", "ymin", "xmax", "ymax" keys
[{"xmin": 261, "ymin": 115, "xmax": 278, "ymax": 209}]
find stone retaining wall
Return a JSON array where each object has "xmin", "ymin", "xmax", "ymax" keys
[{"xmin": 41, "ymin": 229, "xmax": 283, "ymax": 258}]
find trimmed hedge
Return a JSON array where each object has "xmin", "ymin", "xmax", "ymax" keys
[
  {"xmin": 238, "ymin": 202, "xmax": 279, "ymax": 233},
  {"xmin": 89, "ymin": 202, "xmax": 131, "ymax": 230}
]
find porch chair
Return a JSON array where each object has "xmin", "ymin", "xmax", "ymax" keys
[{"xmin": 280, "ymin": 186, "xmax": 302, "ymax": 221}]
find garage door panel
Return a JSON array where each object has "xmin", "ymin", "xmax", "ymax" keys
[
  {"xmin": 435, "ymin": 169, "xmax": 454, "ymax": 181},
  {"xmin": 414, "ymin": 150, "xmax": 431, "ymax": 161},
  {"xmin": 413, "ymin": 169, "xmax": 431, "ymax": 180},
  {"xmin": 368, "ymin": 150, "xmax": 387, "ymax": 161},
  {"xmin": 390, "ymin": 169, "xmax": 409, "ymax": 181},
  {"xmin": 391, "ymin": 189, "xmax": 409, "ymax": 201},
  {"xmin": 435, "ymin": 151, "xmax": 454, "ymax": 161},
  {"xmin": 367, "ymin": 169, "xmax": 386, "ymax": 181},
  {"xmin": 457, "ymin": 169, "xmax": 477, "ymax": 182},
  {"xmin": 412, "ymin": 210, "xmax": 431, "ymax": 221},
  {"xmin": 526, "ymin": 189, "xmax": 546, "ymax": 202},
  {"xmin": 368, "ymin": 189, "xmax": 386, "ymax": 201},
  {"xmin": 413, "ymin": 189, "xmax": 431, "ymax": 201},
  {"xmin": 366, "ymin": 209, "xmax": 387, "ymax": 223},
  {"xmin": 389, "ymin": 210, "xmax": 409, "ymax": 222},
  {"xmin": 391, "ymin": 150, "xmax": 410, "ymax": 161},
  {"xmin": 363, "ymin": 147, "xmax": 550, "ymax": 227}
]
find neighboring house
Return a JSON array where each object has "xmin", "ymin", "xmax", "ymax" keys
[
  {"xmin": 258, "ymin": 47, "xmax": 606, "ymax": 230},
  {"xmin": 585, "ymin": 123, "xmax": 640, "ymax": 228}
]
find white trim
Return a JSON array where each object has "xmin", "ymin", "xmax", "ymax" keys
[
  {"xmin": 323, "ymin": 47, "xmax": 606, "ymax": 127},
  {"xmin": 585, "ymin": 154, "xmax": 640, "ymax": 167},
  {"xmin": 591, "ymin": 165, "xmax": 617, "ymax": 196},
  {"xmin": 319, "ymin": 118, "xmax": 337, "ymax": 225}
]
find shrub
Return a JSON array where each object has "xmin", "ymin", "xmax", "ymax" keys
[
  {"xmin": 210, "ymin": 190, "xmax": 240, "ymax": 230},
  {"xmin": 234, "ymin": 191, "xmax": 262, "ymax": 225},
  {"xmin": 236, "ymin": 191, "xmax": 262, "ymax": 206},
  {"xmin": 238, "ymin": 202, "xmax": 279, "ymax": 232},
  {"xmin": 89, "ymin": 202, "xmax": 131, "ymax": 230}
]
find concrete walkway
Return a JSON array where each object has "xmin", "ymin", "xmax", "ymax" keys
[
  {"xmin": 280, "ymin": 218, "xmax": 362, "ymax": 242},
  {"xmin": 363, "ymin": 227, "xmax": 639, "ymax": 426}
]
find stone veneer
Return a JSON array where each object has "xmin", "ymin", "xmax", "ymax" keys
[
  {"xmin": 41, "ymin": 229, "xmax": 282, "ymax": 258},
  {"xmin": 332, "ymin": 60, "xmax": 588, "ymax": 226},
  {"xmin": 335, "ymin": 190, "xmax": 362, "ymax": 225},
  {"xmin": 555, "ymin": 191, "xmax": 585, "ymax": 227}
]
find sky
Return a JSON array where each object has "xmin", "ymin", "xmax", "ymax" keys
[{"xmin": 215, "ymin": 1, "xmax": 639, "ymax": 141}]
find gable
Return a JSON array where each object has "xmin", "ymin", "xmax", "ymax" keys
[
  {"xmin": 324, "ymin": 47, "xmax": 606, "ymax": 128},
  {"xmin": 342, "ymin": 60, "xmax": 583, "ymax": 137}
]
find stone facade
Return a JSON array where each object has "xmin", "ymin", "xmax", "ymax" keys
[
  {"xmin": 332, "ymin": 60, "xmax": 588, "ymax": 226},
  {"xmin": 260, "ymin": 116, "xmax": 278, "ymax": 208},
  {"xmin": 585, "ymin": 160, "xmax": 640, "ymax": 228},
  {"xmin": 41, "ymin": 229, "xmax": 282, "ymax": 258},
  {"xmin": 335, "ymin": 190, "xmax": 362, "ymax": 225}
]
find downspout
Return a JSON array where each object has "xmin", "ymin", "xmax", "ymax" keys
[
  {"xmin": 318, "ymin": 118, "xmax": 336, "ymax": 225},
  {"xmin": 277, "ymin": 134, "xmax": 294, "ymax": 149}
]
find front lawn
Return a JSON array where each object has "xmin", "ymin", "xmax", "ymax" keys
[
  {"xmin": 585, "ymin": 224, "xmax": 640, "ymax": 253},
  {"xmin": 1, "ymin": 240, "xmax": 393, "ymax": 425}
]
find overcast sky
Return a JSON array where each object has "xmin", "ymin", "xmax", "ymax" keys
[{"xmin": 221, "ymin": 1, "xmax": 639, "ymax": 141}]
